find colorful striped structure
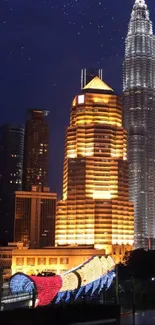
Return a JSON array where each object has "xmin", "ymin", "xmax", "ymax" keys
[{"xmin": 9, "ymin": 255, "xmax": 115, "ymax": 307}]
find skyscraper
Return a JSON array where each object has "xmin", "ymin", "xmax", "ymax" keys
[
  {"xmin": 123, "ymin": 0, "xmax": 155, "ymax": 249},
  {"xmin": 0, "ymin": 125, "xmax": 24, "ymax": 244},
  {"xmin": 14, "ymin": 186, "xmax": 57, "ymax": 248},
  {"xmin": 81, "ymin": 68, "xmax": 103, "ymax": 88},
  {"xmin": 23, "ymin": 109, "xmax": 49, "ymax": 191},
  {"xmin": 55, "ymin": 76, "xmax": 134, "ymax": 259}
]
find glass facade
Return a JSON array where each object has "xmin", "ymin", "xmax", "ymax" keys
[
  {"xmin": 14, "ymin": 186, "xmax": 57, "ymax": 248},
  {"xmin": 0, "ymin": 125, "xmax": 24, "ymax": 244},
  {"xmin": 23, "ymin": 109, "xmax": 49, "ymax": 190},
  {"xmin": 123, "ymin": 0, "xmax": 155, "ymax": 248}
]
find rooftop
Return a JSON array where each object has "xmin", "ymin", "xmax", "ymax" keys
[{"xmin": 82, "ymin": 76, "xmax": 114, "ymax": 95}]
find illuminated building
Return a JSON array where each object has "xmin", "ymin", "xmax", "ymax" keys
[
  {"xmin": 11, "ymin": 247, "xmax": 107, "ymax": 276},
  {"xmin": 55, "ymin": 76, "xmax": 134, "ymax": 256},
  {"xmin": 11, "ymin": 245, "xmax": 130, "ymax": 277},
  {"xmin": 23, "ymin": 109, "xmax": 49, "ymax": 191},
  {"xmin": 81, "ymin": 68, "xmax": 103, "ymax": 88},
  {"xmin": 14, "ymin": 186, "xmax": 57, "ymax": 248},
  {"xmin": 10, "ymin": 254, "xmax": 115, "ymax": 306},
  {"xmin": 0, "ymin": 125, "xmax": 24, "ymax": 244},
  {"xmin": 123, "ymin": 0, "xmax": 155, "ymax": 249},
  {"xmin": 0, "ymin": 243, "xmax": 22, "ymax": 279}
]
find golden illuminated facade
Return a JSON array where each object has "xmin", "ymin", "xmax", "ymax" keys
[
  {"xmin": 55, "ymin": 77, "xmax": 134, "ymax": 255},
  {"xmin": 11, "ymin": 247, "xmax": 106, "ymax": 275}
]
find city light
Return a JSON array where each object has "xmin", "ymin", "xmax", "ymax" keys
[
  {"xmin": 56, "ymin": 76, "xmax": 134, "ymax": 256},
  {"xmin": 10, "ymin": 255, "xmax": 115, "ymax": 307}
]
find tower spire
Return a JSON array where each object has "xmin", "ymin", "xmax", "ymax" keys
[
  {"xmin": 127, "ymin": 0, "xmax": 152, "ymax": 38},
  {"xmin": 123, "ymin": 0, "xmax": 155, "ymax": 249},
  {"xmin": 135, "ymin": 0, "xmax": 146, "ymax": 6}
]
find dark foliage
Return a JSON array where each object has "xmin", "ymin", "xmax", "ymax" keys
[
  {"xmin": 112, "ymin": 249, "xmax": 155, "ymax": 311},
  {"xmin": 118, "ymin": 249, "xmax": 155, "ymax": 280}
]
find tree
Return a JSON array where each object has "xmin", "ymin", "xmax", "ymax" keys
[{"xmin": 122, "ymin": 249, "xmax": 155, "ymax": 280}]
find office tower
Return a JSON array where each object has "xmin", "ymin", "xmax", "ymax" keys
[
  {"xmin": 123, "ymin": 0, "xmax": 155, "ymax": 249},
  {"xmin": 81, "ymin": 68, "xmax": 103, "ymax": 88},
  {"xmin": 23, "ymin": 109, "xmax": 49, "ymax": 191},
  {"xmin": 14, "ymin": 186, "xmax": 57, "ymax": 248},
  {"xmin": 55, "ymin": 76, "xmax": 134, "ymax": 257},
  {"xmin": 0, "ymin": 125, "xmax": 24, "ymax": 244}
]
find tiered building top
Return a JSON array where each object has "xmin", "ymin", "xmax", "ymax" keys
[
  {"xmin": 56, "ymin": 77, "xmax": 134, "ymax": 258},
  {"xmin": 123, "ymin": 0, "xmax": 155, "ymax": 249}
]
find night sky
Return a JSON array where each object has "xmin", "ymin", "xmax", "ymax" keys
[{"xmin": 0, "ymin": 0, "xmax": 155, "ymax": 197}]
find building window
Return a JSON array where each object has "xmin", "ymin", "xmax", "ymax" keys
[
  {"xmin": 38, "ymin": 258, "xmax": 46, "ymax": 265},
  {"xmin": 78, "ymin": 95, "xmax": 85, "ymax": 104},
  {"xmin": 60, "ymin": 258, "xmax": 69, "ymax": 264},
  {"xmin": 49, "ymin": 258, "xmax": 57, "ymax": 265},
  {"xmin": 27, "ymin": 258, "xmax": 35, "ymax": 266},
  {"xmin": 16, "ymin": 258, "xmax": 24, "ymax": 266}
]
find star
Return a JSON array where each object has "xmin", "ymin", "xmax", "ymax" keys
[{"xmin": 0, "ymin": 0, "xmax": 154, "ymax": 195}]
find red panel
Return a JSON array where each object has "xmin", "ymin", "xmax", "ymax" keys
[{"xmin": 30, "ymin": 275, "xmax": 63, "ymax": 306}]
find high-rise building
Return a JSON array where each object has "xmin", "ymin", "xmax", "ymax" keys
[
  {"xmin": 14, "ymin": 186, "xmax": 57, "ymax": 248},
  {"xmin": 55, "ymin": 76, "xmax": 134, "ymax": 257},
  {"xmin": 81, "ymin": 68, "xmax": 103, "ymax": 89},
  {"xmin": 123, "ymin": 0, "xmax": 155, "ymax": 249},
  {"xmin": 0, "ymin": 125, "xmax": 24, "ymax": 244},
  {"xmin": 23, "ymin": 109, "xmax": 49, "ymax": 191}
]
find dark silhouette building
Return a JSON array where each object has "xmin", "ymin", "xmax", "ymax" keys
[
  {"xmin": 0, "ymin": 125, "xmax": 24, "ymax": 244},
  {"xmin": 14, "ymin": 186, "xmax": 57, "ymax": 248},
  {"xmin": 23, "ymin": 109, "xmax": 49, "ymax": 191}
]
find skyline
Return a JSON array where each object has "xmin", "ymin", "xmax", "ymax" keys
[
  {"xmin": 1, "ymin": 1, "xmax": 155, "ymax": 312},
  {"xmin": 0, "ymin": 0, "xmax": 155, "ymax": 197}
]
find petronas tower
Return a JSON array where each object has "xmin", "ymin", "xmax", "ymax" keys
[{"xmin": 123, "ymin": 0, "xmax": 155, "ymax": 249}]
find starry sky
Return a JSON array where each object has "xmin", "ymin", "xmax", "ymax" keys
[{"xmin": 0, "ymin": 0, "xmax": 155, "ymax": 197}]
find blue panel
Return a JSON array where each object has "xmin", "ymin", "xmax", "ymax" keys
[
  {"xmin": 55, "ymin": 292, "xmax": 66, "ymax": 304},
  {"xmin": 106, "ymin": 271, "xmax": 115, "ymax": 290},
  {"xmin": 91, "ymin": 278, "xmax": 100, "ymax": 295},
  {"xmin": 75, "ymin": 286, "xmax": 84, "ymax": 300},
  {"xmin": 10, "ymin": 273, "xmax": 34, "ymax": 294},
  {"xmin": 85, "ymin": 282, "xmax": 93, "ymax": 294},
  {"xmin": 65, "ymin": 290, "xmax": 71, "ymax": 302},
  {"xmin": 98, "ymin": 275, "xmax": 108, "ymax": 293}
]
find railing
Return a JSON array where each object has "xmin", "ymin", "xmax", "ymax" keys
[
  {"xmin": 1, "ymin": 292, "xmax": 33, "ymax": 304},
  {"xmin": 71, "ymin": 320, "xmax": 116, "ymax": 325}
]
